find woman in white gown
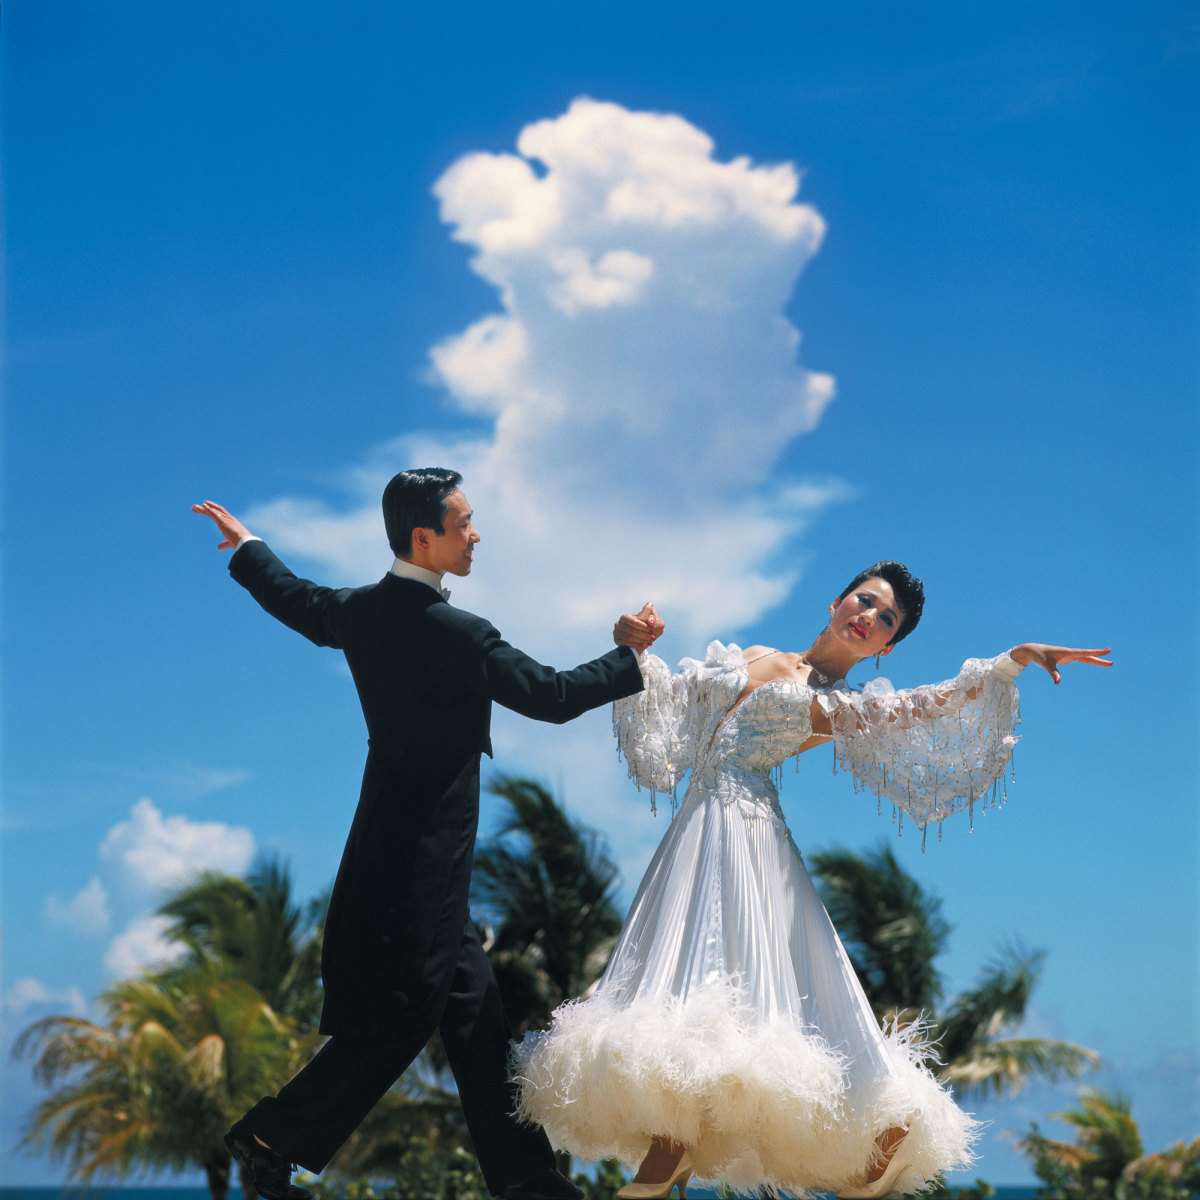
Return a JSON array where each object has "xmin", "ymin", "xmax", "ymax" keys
[{"xmin": 512, "ymin": 562, "xmax": 1110, "ymax": 1199}]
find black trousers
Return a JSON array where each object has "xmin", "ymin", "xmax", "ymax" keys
[{"xmin": 243, "ymin": 920, "xmax": 555, "ymax": 1197}]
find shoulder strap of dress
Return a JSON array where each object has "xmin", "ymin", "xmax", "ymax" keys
[{"xmin": 744, "ymin": 649, "xmax": 781, "ymax": 665}]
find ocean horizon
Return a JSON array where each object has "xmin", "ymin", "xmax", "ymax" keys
[{"xmin": 0, "ymin": 1188, "xmax": 1041, "ymax": 1199}]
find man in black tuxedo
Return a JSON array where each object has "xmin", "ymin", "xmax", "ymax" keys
[{"xmin": 193, "ymin": 469, "xmax": 658, "ymax": 1200}]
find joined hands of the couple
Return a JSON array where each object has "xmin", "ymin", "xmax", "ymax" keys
[{"xmin": 614, "ymin": 602, "xmax": 663, "ymax": 652}]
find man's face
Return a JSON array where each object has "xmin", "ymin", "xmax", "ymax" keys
[{"xmin": 423, "ymin": 489, "xmax": 480, "ymax": 577}]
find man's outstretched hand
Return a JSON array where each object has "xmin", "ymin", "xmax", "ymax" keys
[
  {"xmin": 614, "ymin": 602, "xmax": 663, "ymax": 651},
  {"xmin": 192, "ymin": 500, "xmax": 253, "ymax": 551}
]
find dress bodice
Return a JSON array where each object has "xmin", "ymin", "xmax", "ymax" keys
[{"xmin": 709, "ymin": 676, "xmax": 819, "ymax": 776}]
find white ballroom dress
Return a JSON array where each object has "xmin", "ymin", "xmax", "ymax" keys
[{"xmin": 512, "ymin": 642, "xmax": 1025, "ymax": 1197}]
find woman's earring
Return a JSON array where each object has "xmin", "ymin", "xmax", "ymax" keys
[{"xmin": 874, "ymin": 653, "xmax": 881, "ymax": 669}]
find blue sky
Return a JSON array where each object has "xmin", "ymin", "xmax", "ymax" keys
[{"xmin": 2, "ymin": 0, "xmax": 1197, "ymax": 1188}]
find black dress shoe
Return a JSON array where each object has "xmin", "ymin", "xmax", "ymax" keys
[
  {"xmin": 223, "ymin": 1118, "xmax": 314, "ymax": 1200},
  {"xmin": 502, "ymin": 1167, "xmax": 585, "ymax": 1200}
]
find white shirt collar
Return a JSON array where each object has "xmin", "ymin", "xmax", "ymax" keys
[{"xmin": 391, "ymin": 557, "xmax": 449, "ymax": 599}]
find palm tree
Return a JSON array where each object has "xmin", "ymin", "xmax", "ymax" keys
[
  {"xmin": 156, "ymin": 854, "xmax": 326, "ymax": 1031},
  {"xmin": 16, "ymin": 858, "xmax": 328, "ymax": 1199},
  {"xmin": 1123, "ymin": 1137, "xmax": 1200, "ymax": 1198},
  {"xmin": 809, "ymin": 845, "xmax": 1099, "ymax": 1100},
  {"xmin": 1020, "ymin": 1091, "xmax": 1200, "ymax": 1200},
  {"xmin": 934, "ymin": 945, "xmax": 1098, "ymax": 1100},
  {"xmin": 472, "ymin": 775, "xmax": 624, "ymax": 1035},
  {"xmin": 151, "ymin": 856, "xmax": 472, "ymax": 1189},
  {"xmin": 15, "ymin": 966, "xmax": 317, "ymax": 1200},
  {"xmin": 808, "ymin": 844, "xmax": 949, "ymax": 1019},
  {"xmin": 1019, "ymin": 1089, "xmax": 1143, "ymax": 1196}
]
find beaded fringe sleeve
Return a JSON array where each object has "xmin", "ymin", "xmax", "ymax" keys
[
  {"xmin": 816, "ymin": 653, "xmax": 1023, "ymax": 841},
  {"xmin": 614, "ymin": 646, "xmax": 1023, "ymax": 835},
  {"xmin": 611, "ymin": 650, "xmax": 692, "ymax": 809}
]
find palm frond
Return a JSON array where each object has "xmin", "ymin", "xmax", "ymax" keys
[
  {"xmin": 474, "ymin": 775, "xmax": 623, "ymax": 1018},
  {"xmin": 809, "ymin": 843, "xmax": 949, "ymax": 1013},
  {"xmin": 940, "ymin": 1037, "xmax": 1101, "ymax": 1100},
  {"xmin": 935, "ymin": 943, "xmax": 1042, "ymax": 1060},
  {"xmin": 156, "ymin": 854, "xmax": 324, "ymax": 1027}
]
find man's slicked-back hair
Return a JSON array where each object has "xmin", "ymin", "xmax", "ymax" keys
[
  {"xmin": 382, "ymin": 468, "xmax": 463, "ymax": 558},
  {"xmin": 837, "ymin": 560, "xmax": 926, "ymax": 644}
]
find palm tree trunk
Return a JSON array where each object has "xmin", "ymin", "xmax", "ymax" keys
[
  {"xmin": 239, "ymin": 1162, "xmax": 259, "ymax": 1200},
  {"xmin": 203, "ymin": 1151, "xmax": 232, "ymax": 1200}
]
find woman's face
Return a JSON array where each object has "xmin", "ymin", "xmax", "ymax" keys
[{"xmin": 828, "ymin": 577, "xmax": 905, "ymax": 658}]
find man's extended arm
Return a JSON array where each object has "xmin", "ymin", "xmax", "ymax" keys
[
  {"xmin": 193, "ymin": 500, "xmax": 343, "ymax": 648},
  {"xmin": 427, "ymin": 603, "xmax": 645, "ymax": 724},
  {"xmin": 195, "ymin": 498, "xmax": 662, "ymax": 666}
]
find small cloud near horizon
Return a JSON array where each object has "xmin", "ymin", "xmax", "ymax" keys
[
  {"xmin": 44, "ymin": 876, "xmax": 111, "ymax": 935},
  {"xmin": 99, "ymin": 797, "xmax": 256, "ymax": 894},
  {"xmin": 3, "ymin": 978, "xmax": 88, "ymax": 1018}
]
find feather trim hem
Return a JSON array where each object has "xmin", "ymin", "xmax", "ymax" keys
[{"xmin": 512, "ymin": 986, "xmax": 978, "ymax": 1196}]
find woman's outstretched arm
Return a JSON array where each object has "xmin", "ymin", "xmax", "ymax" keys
[
  {"xmin": 1008, "ymin": 643, "xmax": 1113, "ymax": 684},
  {"xmin": 807, "ymin": 642, "xmax": 1113, "ymax": 736},
  {"xmin": 805, "ymin": 644, "xmax": 1113, "ymax": 833}
]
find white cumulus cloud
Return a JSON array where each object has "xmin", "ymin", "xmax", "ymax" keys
[
  {"xmin": 100, "ymin": 797, "xmax": 255, "ymax": 893},
  {"xmin": 3, "ymin": 978, "xmax": 88, "ymax": 1017},
  {"xmin": 44, "ymin": 876, "xmax": 111, "ymax": 935},
  {"xmin": 246, "ymin": 97, "xmax": 849, "ymax": 652},
  {"xmin": 104, "ymin": 915, "xmax": 187, "ymax": 980}
]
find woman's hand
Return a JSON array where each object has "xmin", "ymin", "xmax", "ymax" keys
[{"xmin": 1010, "ymin": 643, "xmax": 1113, "ymax": 684}]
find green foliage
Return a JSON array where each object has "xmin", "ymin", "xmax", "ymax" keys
[
  {"xmin": 926, "ymin": 1179, "xmax": 997, "ymax": 1200},
  {"xmin": 300, "ymin": 1137, "xmax": 489, "ymax": 1199},
  {"xmin": 14, "ymin": 857, "xmax": 329, "ymax": 1200},
  {"xmin": 157, "ymin": 853, "xmax": 327, "ymax": 1032},
  {"xmin": 14, "ymin": 965, "xmax": 318, "ymax": 1200},
  {"xmin": 809, "ymin": 844, "xmax": 1099, "ymax": 1101},
  {"xmin": 934, "ymin": 944, "xmax": 1100, "ymax": 1102},
  {"xmin": 321, "ymin": 1078, "xmax": 473, "ymax": 1181},
  {"xmin": 808, "ymin": 844, "xmax": 949, "ymax": 1017},
  {"xmin": 472, "ymin": 775, "xmax": 624, "ymax": 1035},
  {"xmin": 582, "ymin": 1158, "xmax": 635, "ymax": 1200},
  {"xmin": 1019, "ymin": 1091, "xmax": 1200, "ymax": 1200},
  {"xmin": 713, "ymin": 1183, "xmax": 785, "ymax": 1198},
  {"xmin": 301, "ymin": 1150, "xmax": 636, "ymax": 1200},
  {"xmin": 1122, "ymin": 1140, "xmax": 1200, "ymax": 1200}
]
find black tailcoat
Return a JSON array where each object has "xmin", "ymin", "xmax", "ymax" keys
[{"xmin": 229, "ymin": 539, "xmax": 643, "ymax": 1038}]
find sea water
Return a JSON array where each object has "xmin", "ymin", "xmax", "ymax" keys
[{"xmin": 0, "ymin": 1189, "xmax": 1040, "ymax": 1199}]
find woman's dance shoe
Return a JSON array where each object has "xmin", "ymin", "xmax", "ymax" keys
[
  {"xmin": 616, "ymin": 1151, "xmax": 694, "ymax": 1198},
  {"xmin": 836, "ymin": 1136, "xmax": 912, "ymax": 1199}
]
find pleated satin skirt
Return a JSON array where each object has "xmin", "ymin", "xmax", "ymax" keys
[{"xmin": 512, "ymin": 764, "xmax": 978, "ymax": 1196}]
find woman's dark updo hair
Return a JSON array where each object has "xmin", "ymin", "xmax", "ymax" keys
[{"xmin": 837, "ymin": 560, "xmax": 925, "ymax": 645}]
